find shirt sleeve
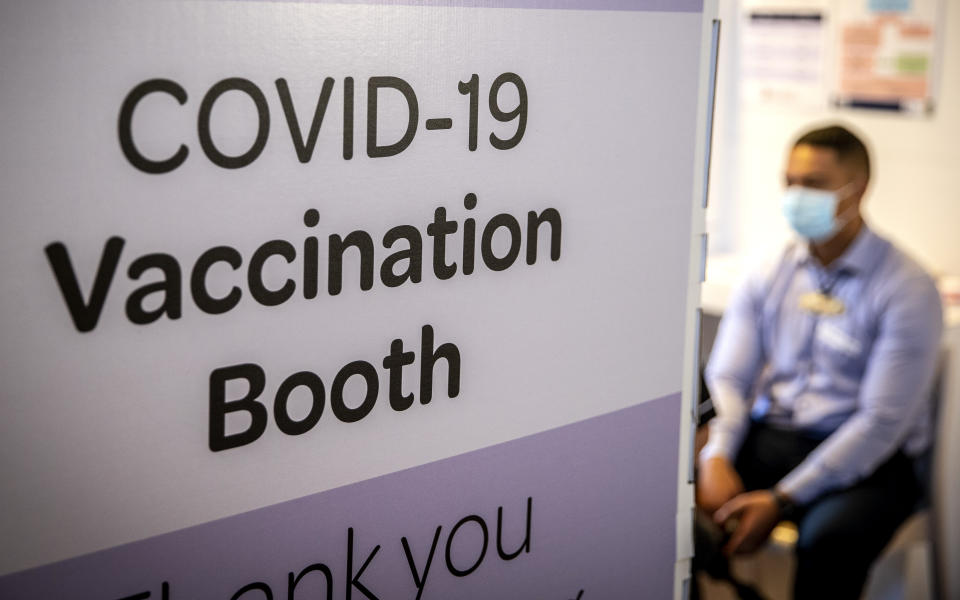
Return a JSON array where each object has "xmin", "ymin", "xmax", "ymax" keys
[
  {"xmin": 778, "ymin": 275, "xmax": 944, "ymax": 505},
  {"xmin": 699, "ymin": 268, "xmax": 767, "ymax": 463}
]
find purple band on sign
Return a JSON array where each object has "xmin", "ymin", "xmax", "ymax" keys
[
  {"xmin": 232, "ymin": 0, "xmax": 704, "ymax": 12},
  {"xmin": 0, "ymin": 393, "xmax": 681, "ymax": 599}
]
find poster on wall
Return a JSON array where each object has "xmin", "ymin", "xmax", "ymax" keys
[
  {"xmin": 740, "ymin": 6, "xmax": 830, "ymax": 110},
  {"xmin": 833, "ymin": 0, "xmax": 945, "ymax": 113},
  {"xmin": 0, "ymin": 1, "xmax": 707, "ymax": 598}
]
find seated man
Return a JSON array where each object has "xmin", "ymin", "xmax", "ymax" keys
[{"xmin": 696, "ymin": 124, "xmax": 943, "ymax": 599}]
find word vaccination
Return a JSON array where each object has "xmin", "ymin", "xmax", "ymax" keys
[{"xmin": 45, "ymin": 195, "xmax": 562, "ymax": 332}]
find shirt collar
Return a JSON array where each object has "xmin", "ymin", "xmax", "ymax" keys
[{"xmin": 793, "ymin": 224, "xmax": 881, "ymax": 275}]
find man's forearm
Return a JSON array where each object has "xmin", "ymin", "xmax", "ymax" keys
[
  {"xmin": 777, "ymin": 408, "xmax": 912, "ymax": 505},
  {"xmin": 699, "ymin": 378, "xmax": 751, "ymax": 464}
]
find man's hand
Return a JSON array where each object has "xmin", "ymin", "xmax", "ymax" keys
[
  {"xmin": 696, "ymin": 456, "xmax": 745, "ymax": 516},
  {"xmin": 714, "ymin": 490, "xmax": 781, "ymax": 556}
]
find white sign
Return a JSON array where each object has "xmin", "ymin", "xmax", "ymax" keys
[{"xmin": 0, "ymin": 1, "xmax": 708, "ymax": 597}]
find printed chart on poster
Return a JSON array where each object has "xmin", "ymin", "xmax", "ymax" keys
[
  {"xmin": 0, "ymin": 1, "xmax": 709, "ymax": 598},
  {"xmin": 834, "ymin": 0, "xmax": 945, "ymax": 113},
  {"xmin": 738, "ymin": 0, "xmax": 945, "ymax": 114},
  {"xmin": 740, "ymin": 3, "xmax": 830, "ymax": 110}
]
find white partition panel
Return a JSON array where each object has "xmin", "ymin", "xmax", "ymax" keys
[{"xmin": 0, "ymin": 1, "xmax": 713, "ymax": 597}]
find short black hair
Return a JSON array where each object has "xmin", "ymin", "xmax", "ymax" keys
[{"xmin": 794, "ymin": 124, "xmax": 871, "ymax": 180}]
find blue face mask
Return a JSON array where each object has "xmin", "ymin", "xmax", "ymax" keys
[{"xmin": 781, "ymin": 184, "xmax": 855, "ymax": 242}]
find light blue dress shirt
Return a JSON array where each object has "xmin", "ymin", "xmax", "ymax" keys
[{"xmin": 702, "ymin": 225, "xmax": 943, "ymax": 504}]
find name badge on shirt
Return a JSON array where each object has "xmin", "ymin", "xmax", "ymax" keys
[{"xmin": 799, "ymin": 291, "xmax": 845, "ymax": 315}]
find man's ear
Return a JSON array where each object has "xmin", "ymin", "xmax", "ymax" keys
[
  {"xmin": 851, "ymin": 175, "xmax": 869, "ymax": 202},
  {"xmin": 855, "ymin": 175, "xmax": 870, "ymax": 204}
]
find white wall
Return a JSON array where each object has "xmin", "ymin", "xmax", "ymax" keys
[{"xmin": 708, "ymin": 0, "xmax": 960, "ymax": 278}]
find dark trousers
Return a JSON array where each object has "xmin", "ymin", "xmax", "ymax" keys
[{"xmin": 735, "ymin": 424, "xmax": 921, "ymax": 600}]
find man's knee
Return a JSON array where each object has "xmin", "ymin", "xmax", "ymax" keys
[
  {"xmin": 795, "ymin": 518, "xmax": 844, "ymax": 560},
  {"xmin": 794, "ymin": 493, "xmax": 884, "ymax": 577},
  {"xmin": 794, "ymin": 512, "xmax": 872, "ymax": 598}
]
